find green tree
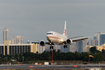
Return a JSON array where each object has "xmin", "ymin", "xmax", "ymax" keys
[
  {"xmin": 90, "ymin": 46, "xmax": 100, "ymax": 54},
  {"xmin": 101, "ymin": 49, "xmax": 105, "ymax": 60},
  {"xmin": 93, "ymin": 53, "xmax": 104, "ymax": 61}
]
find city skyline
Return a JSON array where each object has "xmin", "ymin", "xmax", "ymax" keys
[
  {"xmin": 2, "ymin": 27, "xmax": 105, "ymax": 54},
  {"xmin": 0, "ymin": 0, "xmax": 105, "ymax": 43}
]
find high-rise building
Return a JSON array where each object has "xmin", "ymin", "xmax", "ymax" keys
[
  {"xmin": 3, "ymin": 28, "xmax": 9, "ymax": 41},
  {"xmin": 94, "ymin": 32, "xmax": 105, "ymax": 46},
  {"xmin": 100, "ymin": 34, "xmax": 105, "ymax": 45},
  {"xmin": 76, "ymin": 39, "xmax": 87, "ymax": 53},
  {"xmin": 11, "ymin": 36, "xmax": 24, "ymax": 44}
]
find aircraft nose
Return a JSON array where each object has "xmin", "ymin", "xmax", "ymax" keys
[
  {"xmin": 46, "ymin": 35, "xmax": 50, "ymax": 40},
  {"xmin": 46, "ymin": 35, "xmax": 49, "ymax": 39}
]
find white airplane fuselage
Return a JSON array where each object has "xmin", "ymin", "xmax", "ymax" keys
[
  {"xmin": 26, "ymin": 21, "xmax": 88, "ymax": 49},
  {"xmin": 46, "ymin": 31, "xmax": 68, "ymax": 44}
]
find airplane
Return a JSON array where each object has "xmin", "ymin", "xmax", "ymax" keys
[{"xmin": 27, "ymin": 21, "xmax": 88, "ymax": 49}]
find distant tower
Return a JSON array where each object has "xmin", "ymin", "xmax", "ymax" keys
[
  {"xmin": 3, "ymin": 28, "xmax": 9, "ymax": 41},
  {"xmin": 77, "ymin": 39, "xmax": 87, "ymax": 53},
  {"xmin": 95, "ymin": 32, "xmax": 105, "ymax": 46}
]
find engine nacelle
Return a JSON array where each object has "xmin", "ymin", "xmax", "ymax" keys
[
  {"xmin": 40, "ymin": 41, "xmax": 46, "ymax": 46},
  {"xmin": 66, "ymin": 39, "xmax": 72, "ymax": 44}
]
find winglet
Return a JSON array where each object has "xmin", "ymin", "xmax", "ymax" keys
[{"xmin": 63, "ymin": 21, "xmax": 66, "ymax": 35}]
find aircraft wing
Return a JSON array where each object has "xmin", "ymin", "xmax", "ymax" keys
[
  {"xmin": 25, "ymin": 41, "xmax": 51, "ymax": 45},
  {"xmin": 26, "ymin": 41, "xmax": 40, "ymax": 44},
  {"xmin": 70, "ymin": 36, "xmax": 88, "ymax": 42},
  {"xmin": 69, "ymin": 36, "xmax": 83, "ymax": 39}
]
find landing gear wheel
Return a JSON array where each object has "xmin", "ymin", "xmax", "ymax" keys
[
  {"xmin": 64, "ymin": 45, "xmax": 65, "ymax": 48},
  {"xmin": 50, "ymin": 46, "xmax": 53, "ymax": 49},
  {"xmin": 50, "ymin": 47, "xmax": 52, "ymax": 49},
  {"xmin": 66, "ymin": 45, "xmax": 67, "ymax": 48},
  {"xmin": 52, "ymin": 46, "xmax": 53, "ymax": 49},
  {"xmin": 64, "ymin": 45, "xmax": 67, "ymax": 48}
]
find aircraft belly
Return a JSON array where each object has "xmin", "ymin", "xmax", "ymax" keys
[
  {"xmin": 51, "ymin": 38, "xmax": 64, "ymax": 44},
  {"xmin": 47, "ymin": 35, "xmax": 66, "ymax": 45}
]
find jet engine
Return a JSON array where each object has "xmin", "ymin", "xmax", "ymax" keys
[
  {"xmin": 40, "ymin": 41, "xmax": 46, "ymax": 46},
  {"xmin": 66, "ymin": 39, "xmax": 72, "ymax": 44}
]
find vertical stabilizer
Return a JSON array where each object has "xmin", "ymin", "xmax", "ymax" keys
[{"xmin": 63, "ymin": 21, "xmax": 66, "ymax": 35}]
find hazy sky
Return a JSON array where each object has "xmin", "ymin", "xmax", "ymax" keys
[{"xmin": 1, "ymin": 0, "xmax": 105, "ymax": 43}]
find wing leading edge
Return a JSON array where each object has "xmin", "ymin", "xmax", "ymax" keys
[
  {"xmin": 26, "ymin": 41, "xmax": 51, "ymax": 45},
  {"xmin": 70, "ymin": 36, "xmax": 88, "ymax": 42}
]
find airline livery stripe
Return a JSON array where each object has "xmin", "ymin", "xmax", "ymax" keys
[{"xmin": 48, "ymin": 36, "xmax": 61, "ymax": 39}]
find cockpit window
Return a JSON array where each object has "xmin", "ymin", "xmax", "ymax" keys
[{"xmin": 47, "ymin": 33, "xmax": 53, "ymax": 35}]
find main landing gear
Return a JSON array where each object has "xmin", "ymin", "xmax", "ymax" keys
[
  {"xmin": 50, "ymin": 45, "xmax": 53, "ymax": 49},
  {"xmin": 64, "ymin": 45, "xmax": 67, "ymax": 48}
]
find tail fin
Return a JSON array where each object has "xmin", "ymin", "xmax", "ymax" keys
[{"xmin": 63, "ymin": 21, "xmax": 66, "ymax": 35}]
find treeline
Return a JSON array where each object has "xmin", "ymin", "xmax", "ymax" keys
[
  {"xmin": 21, "ymin": 48, "xmax": 104, "ymax": 62},
  {"xmin": 0, "ymin": 46, "xmax": 105, "ymax": 63}
]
